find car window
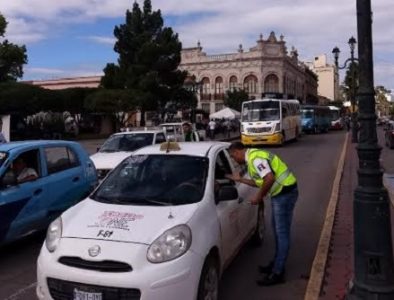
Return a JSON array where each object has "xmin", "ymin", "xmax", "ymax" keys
[
  {"xmin": 100, "ymin": 133, "xmax": 154, "ymax": 152},
  {"xmin": 45, "ymin": 147, "xmax": 80, "ymax": 174},
  {"xmin": 155, "ymin": 133, "xmax": 166, "ymax": 144},
  {"xmin": 0, "ymin": 149, "xmax": 40, "ymax": 187},
  {"xmin": 215, "ymin": 150, "xmax": 233, "ymax": 181},
  {"xmin": 91, "ymin": 155, "xmax": 209, "ymax": 206},
  {"xmin": 0, "ymin": 151, "xmax": 8, "ymax": 168}
]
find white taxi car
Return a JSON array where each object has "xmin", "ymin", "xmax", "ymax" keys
[
  {"xmin": 91, "ymin": 130, "xmax": 166, "ymax": 180},
  {"xmin": 160, "ymin": 122, "xmax": 206, "ymax": 141},
  {"xmin": 36, "ymin": 141, "xmax": 264, "ymax": 300}
]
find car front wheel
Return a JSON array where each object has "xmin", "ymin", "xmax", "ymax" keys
[{"xmin": 197, "ymin": 255, "xmax": 219, "ymax": 300}]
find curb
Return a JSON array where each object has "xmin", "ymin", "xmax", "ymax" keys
[{"xmin": 304, "ymin": 133, "xmax": 349, "ymax": 300}]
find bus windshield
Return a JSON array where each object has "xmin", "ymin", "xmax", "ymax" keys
[
  {"xmin": 301, "ymin": 109, "xmax": 314, "ymax": 119},
  {"xmin": 242, "ymin": 101, "xmax": 280, "ymax": 122}
]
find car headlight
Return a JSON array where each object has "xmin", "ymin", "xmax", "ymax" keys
[
  {"xmin": 147, "ymin": 224, "xmax": 192, "ymax": 263},
  {"xmin": 45, "ymin": 217, "xmax": 62, "ymax": 253}
]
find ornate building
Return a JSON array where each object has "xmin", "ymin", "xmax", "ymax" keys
[{"xmin": 179, "ymin": 32, "xmax": 318, "ymax": 114}]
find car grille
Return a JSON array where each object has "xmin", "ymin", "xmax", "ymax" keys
[
  {"xmin": 247, "ymin": 127, "xmax": 271, "ymax": 133},
  {"xmin": 47, "ymin": 278, "xmax": 141, "ymax": 300},
  {"xmin": 58, "ymin": 256, "xmax": 132, "ymax": 272},
  {"xmin": 97, "ymin": 169, "xmax": 111, "ymax": 180}
]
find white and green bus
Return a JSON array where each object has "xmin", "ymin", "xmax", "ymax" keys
[{"xmin": 240, "ymin": 98, "xmax": 301, "ymax": 146}]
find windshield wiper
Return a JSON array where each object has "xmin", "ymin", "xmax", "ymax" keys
[{"xmin": 140, "ymin": 197, "xmax": 173, "ymax": 206}]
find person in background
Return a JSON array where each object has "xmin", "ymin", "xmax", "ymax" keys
[
  {"xmin": 182, "ymin": 122, "xmax": 199, "ymax": 142},
  {"xmin": 226, "ymin": 142, "xmax": 298, "ymax": 286},
  {"xmin": 0, "ymin": 119, "xmax": 7, "ymax": 144},
  {"xmin": 208, "ymin": 119, "xmax": 216, "ymax": 139}
]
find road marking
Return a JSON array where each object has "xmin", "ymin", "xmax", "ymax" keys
[
  {"xmin": 304, "ymin": 132, "xmax": 349, "ymax": 300},
  {"xmin": 4, "ymin": 282, "xmax": 36, "ymax": 300}
]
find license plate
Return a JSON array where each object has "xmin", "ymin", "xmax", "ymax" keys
[{"xmin": 73, "ymin": 289, "xmax": 102, "ymax": 300}]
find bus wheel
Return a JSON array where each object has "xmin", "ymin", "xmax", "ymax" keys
[{"xmin": 280, "ymin": 132, "xmax": 285, "ymax": 146}]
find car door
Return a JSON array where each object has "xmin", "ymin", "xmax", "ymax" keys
[
  {"xmin": 0, "ymin": 148, "xmax": 46, "ymax": 242},
  {"xmin": 214, "ymin": 150, "xmax": 243, "ymax": 263},
  {"xmin": 42, "ymin": 145, "xmax": 86, "ymax": 221},
  {"xmin": 224, "ymin": 149, "xmax": 258, "ymax": 238}
]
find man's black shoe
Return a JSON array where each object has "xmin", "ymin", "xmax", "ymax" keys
[
  {"xmin": 258, "ymin": 262, "xmax": 274, "ymax": 274},
  {"xmin": 256, "ymin": 272, "xmax": 285, "ymax": 286}
]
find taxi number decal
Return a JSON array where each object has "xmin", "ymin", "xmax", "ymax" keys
[{"xmin": 97, "ymin": 230, "xmax": 113, "ymax": 238}]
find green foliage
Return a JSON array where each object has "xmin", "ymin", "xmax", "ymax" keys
[
  {"xmin": 343, "ymin": 61, "xmax": 359, "ymax": 101},
  {"xmin": 101, "ymin": 0, "xmax": 188, "ymax": 124},
  {"xmin": 224, "ymin": 89, "xmax": 249, "ymax": 111},
  {"xmin": 0, "ymin": 13, "xmax": 28, "ymax": 82}
]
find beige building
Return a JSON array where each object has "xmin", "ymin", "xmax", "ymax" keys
[
  {"xmin": 24, "ymin": 76, "xmax": 101, "ymax": 90},
  {"xmin": 179, "ymin": 32, "xmax": 318, "ymax": 114},
  {"xmin": 305, "ymin": 55, "xmax": 339, "ymax": 102}
]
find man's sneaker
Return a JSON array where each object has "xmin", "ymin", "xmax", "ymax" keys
[
  {"xmin": 258, "ymin": 262, "xmax": 274, "ymax": 274},
  {"xmin": 256, "ymin": 272, "xmax": 285, "ymax": 286}
]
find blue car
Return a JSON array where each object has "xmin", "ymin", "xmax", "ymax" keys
[{"xmin": 0, "ymin": 140, "xmax": 97, "ymax": 244}]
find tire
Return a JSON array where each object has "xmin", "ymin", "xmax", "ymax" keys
[
  {"xmin": 197, "ymin": 255, "xmax": 219, "ymax": 300},
  {"xmin": 251, "ymin": 204, "xmax": 265, "ymax": 246}
]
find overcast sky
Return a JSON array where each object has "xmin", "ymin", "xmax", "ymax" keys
[{"xmin": 0, "ymin": 0, "xmax": 393, "ymax": 90}]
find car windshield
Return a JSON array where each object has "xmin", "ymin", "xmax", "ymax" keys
[
  {"xmin": 301, "ymin": 109, "xmax": 314, "ymax": 118},
  {"xmin": 91, "ymin": 154, "xmax": 208, "ymax": 206},
  {"xmin": 99, "ymin": 133, "xmax": 154, "ymax": 152},
  {"xmin": 0, "ymin": 151, "xmax": 8, "ymax": 167},
  {"xmin": 242, "ymin": 101, "xmax": 280, "ymax": 122}
]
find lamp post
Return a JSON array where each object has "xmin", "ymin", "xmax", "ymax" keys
[
  {"xmin": 347, "ymin": 0, "xmax": 394, "ymax": 299},
  {"xmin": 332, "ymin": 37, "xmax": 358, "ymax": 143}
]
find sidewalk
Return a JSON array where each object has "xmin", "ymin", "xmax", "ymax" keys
[{"xmin": 306, "ymin": 133, "xmax": 394, "ymax": 300}]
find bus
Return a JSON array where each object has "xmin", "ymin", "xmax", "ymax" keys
[
  {"xmin": 328, "ymin": 106, "xmax": 343, "ymax": 130},
  {"xmin": 301, "ymin": 105, "xmax": 331, "ymax": 133},
  {"xmin": 240, "ymin": 98, "xmax": 301, "ymax": 146}
]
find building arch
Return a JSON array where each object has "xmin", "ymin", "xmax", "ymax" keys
[
  {"xmin": 243, "ymin": 74, "xmax": 258, "ymax": 94},
  {"xmin": 264, "ymin": 73, "xmax": 280, "ymax": 93},
  {"xmin": 228, "ymin": 75, "xmax": 239, "ymax": 92},
  {"xmin": 214, "ymin": 76, "xmax": 224, "ymax": 97}
]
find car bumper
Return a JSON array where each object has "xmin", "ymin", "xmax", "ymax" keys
[
  {"xmin": 37, "ymin": 238, "xmax": 204, "ymax": 300},
  {"xmin": 241, "ymin": 132, "xmax": 282, "ymax": 145}
]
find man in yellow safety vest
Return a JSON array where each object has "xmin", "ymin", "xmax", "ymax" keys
[{"xmin": 227, "ymin": 141, "xmax": 298, "ymax": 286}]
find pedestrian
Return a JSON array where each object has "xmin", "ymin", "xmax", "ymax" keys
[
  {"xmin": 226, "ymin": 141, "xmax": 298, "ymax": 286},
  {"xmin": 182, "ymin": 122, "xmax": 199, "ymax": 142},
  {"xmin": 208, "ymin": 119, "xmax": 216, "ymax": 139},
  {"xmin": 0, "ymin": 119, "xmax": 7, "ymax": 144}
]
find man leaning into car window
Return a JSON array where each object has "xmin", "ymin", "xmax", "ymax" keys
[{"xmin": 12, "ymin": 157, "xmax": 38, "ymax": 183}]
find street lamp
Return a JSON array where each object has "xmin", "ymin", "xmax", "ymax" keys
[
  {"xmin": 347, "ymin": 0, "xmax": 394, "ymax": 299},
  {"xmin": 332, "ymin": 37, "xmax": 359, "ymax": 143}
]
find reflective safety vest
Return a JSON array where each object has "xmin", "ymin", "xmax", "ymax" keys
[{"xmin": 246, "ymin": 149, "xmax": 297, "ymax": 197}]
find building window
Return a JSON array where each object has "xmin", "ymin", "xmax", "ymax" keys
[
  {"xmin": 201, "ymin": 103, "xmax": 210, "ymax": 113},
  {"xmin": 215, "ymin": 103, "xmax": 224, "ymax": 112},
  {"xmin": 243, "ymin": 75, "xmax": 258, "ymax": 94},
  {"xmin": 202, "ymin": 77, "xmax": 210, "ymax": 95},
  {"xmin": 264, "ymin": 74, "xmax": 279, "ymax": 93},
  {"xmin": 215, "ymin": 77, "xmax": 223, "ymax": 95},
  {"xmin": 229, "ymin": 76, "xmax": 238, "ymax": 92}
]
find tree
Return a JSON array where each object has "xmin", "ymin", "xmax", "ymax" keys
[
  {"xmin": 224, "ymin": 89, "xmax": 249, "ymax": 112},
  {"xmin": 0, "ymin": 13, "xmax": 28, "ymax": 82},
  {"xmin": 343, "ymin": 61, "xmax": 359, "ymax": 102},
  {"xmin": 101, "ymin": 0, "xmax": 189, "ymax": 125},
  {"xmin": 375, "ymin": 85, "xmax": 391, "ymax": 116}
]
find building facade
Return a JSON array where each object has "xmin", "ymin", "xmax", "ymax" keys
[
  {"xmin": 305, "ymin": 54, "xmax": 339, "ymax": 102},
  {"xmin": 179, "ymin": 32, "xmax": 318, "ymax": 114}
]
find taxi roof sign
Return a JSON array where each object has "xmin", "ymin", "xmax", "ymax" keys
[{"xmin": 160, "ymin": 141, "xmax": 181, "ymax": 153}]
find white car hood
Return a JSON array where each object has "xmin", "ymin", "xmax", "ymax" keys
[
  {"xmin": 61, "ymin": 198, "xmax": 198, "ymax": 244},
  {"xmin": 90, "ymin": 152, "xmax": 132, "ymax": 170}
]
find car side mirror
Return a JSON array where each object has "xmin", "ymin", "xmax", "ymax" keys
[{"xmin": 216, "ymin": 185, "xmax": 238, "ymax": 202}]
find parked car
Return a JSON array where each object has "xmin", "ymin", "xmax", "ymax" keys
[
  {"xmin": 0, "ymin": 140, "xmax": 97, "ymax": 245},
  {"xmin": 385, "ymin": 121, "xmax": 394, "ymax": 149},
  {"xmin": 160, "ymin": 122, "xmax": 205, "ymax": 141},
  {"xmin": 37, "ymin": 141, "xmax": 264, "ymax": 300},
  {"xmin": 90, "ymin": 130, "xmax": 167, "ymax": 180}
]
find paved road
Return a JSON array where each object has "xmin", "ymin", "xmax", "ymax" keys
[{"xmin": 0, "ymin": 130, "xmax": 348, "ymax": 300}]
